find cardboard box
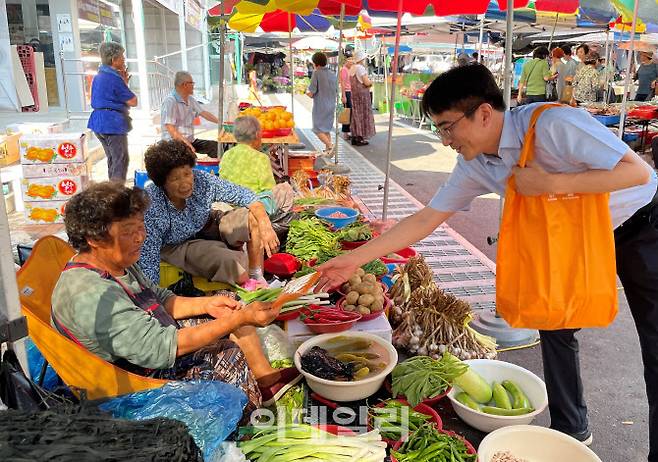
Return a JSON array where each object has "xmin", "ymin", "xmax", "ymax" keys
[
  {"xmin": 0, "ymin": 133, "xmax": 20, "ymax": 167},
  {"xmin": 285, "ymin": 314, "xmax": 393, "ymax": 352},
  {"xmin": 22, "ymin": 175, "xmax": 88, "ymax": 201},
  {"xmin": 22, "ymin": 160, "xmax": 91, "ymax": 179},
  {"xmin": 24, "ymin": 200, "xmax": 67, "ymax": 224},
  {"xmin": 20, "ymin": 132, "xmax": 88, "ymax": 164}
]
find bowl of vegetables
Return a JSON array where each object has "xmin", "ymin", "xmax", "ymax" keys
[
  {"xmin": 315, "ymin": 206, "xmax": 359, "ymax": 229},
  {"xmin": 368, "ymin": 398, "xmax": 442, "ymax": 446},
  {"xmin": 295, "ymin": 332, "xmax": 398, "ymax": 402},
  {"xmin": 447, "ymin": 359, "xmax": 548, "ymax": 433},
  {"xmin": 301, "ymin": 305, "xmax": 362, "ymax": 334},
  {"xmin": 338, "ymin": 295, "xmax": 390, "ymax": 321},
  {"xmin": 478, "ymin": 425, "xmax": 603, "ymax": 462}
]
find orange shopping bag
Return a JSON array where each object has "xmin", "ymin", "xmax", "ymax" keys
[{"xmin": 496, "ymin": 104, "xmax": 618, "ymax": 330}]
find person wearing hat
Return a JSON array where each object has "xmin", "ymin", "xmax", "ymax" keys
[
  {"xmin": 348, "ymin": 50, "xmax": 375, "ymax": 146},
  {"xmin": 634, "ymin": 51, "xmax": 658, "ymax": 101}
]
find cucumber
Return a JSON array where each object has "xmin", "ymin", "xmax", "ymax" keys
[
  {"xmin": 481, "ymin": 406, "xmax": 534, "ymax": 416},
  {"xmin": 502, "ymin": 379, "xmax": 531, "ymax": 409},
  {"xmin": 492, "ymin": 382, "xmax": 513, "ymax": 410},
  {"xmin": 453, "ymin": 366, "xmax": 492, "ymax": 404},
  {"xmin": 455, "ymin": 392, "xmax": 481, "ymax": 411}
]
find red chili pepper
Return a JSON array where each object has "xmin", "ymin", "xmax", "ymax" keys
[{"xmin": 311, "ymin": 392, "xmax": 338, "ymax": 409}]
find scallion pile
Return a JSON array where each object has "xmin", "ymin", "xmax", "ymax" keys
[{"xmin": 238, "ymin": 425, "xmax": 387, "ymax": 461}]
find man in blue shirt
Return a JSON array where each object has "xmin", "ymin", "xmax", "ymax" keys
[
  {"xmin": 317, "ymin": 65, "xmax": 658, "ymax": 460},
  {"xmin": 88, "ymin": 42, "xmax": 137, "ymax": 180},
  {"xmin": 161, "ymin": 71, "xmax": 219, "ymax": 158}
]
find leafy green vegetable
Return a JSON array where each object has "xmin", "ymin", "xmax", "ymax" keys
[
  {"xmin": 293, "ymin": 198, "xmax": 336, "ymax": 207},
  {"xmin": 271, "ymin": 358, "xmax": 293, "ymax": 369},
  {"xmin": 293, "ymin": 266, "xmax": 317, "ymax": 278},
  {"xmin": 369, "ymin": 400, "xmax": 431, "ymax": 440},
  {"xmin": 274, "ymin": 384, "xmax": 304, "ymax": 424},
  {"xmin": 286, "ymin": 218, "xmax": 342, "ymax": 262},
  {"xmin": 337, "ymin": 222, "xmax": 373, "ymax": 242},
  {"xmin": 392, "ymin": 354, "xmax": 468, "ymax": 407},
  {"xmin": 361, "ymin": 259, "xmax": 388, "ymax": 276},
  {"xmin": 391, "ymin": 422, "xmax": 476, "ymax": 462},
  {"xmin": 234, "ymin": 287, "xmax": 283, "ymax": 304}
]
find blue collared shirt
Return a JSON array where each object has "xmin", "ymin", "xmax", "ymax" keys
[
  {"xmin": 429, "ymin": 103, "xmax": 657, "ymax": 228},
  {"xmin": 138, "ymin": 170, "xmax": 257, "ymax": 284},
  {"xmin": 87, "ymin": 65, "xmax": 136, "ymax": 135},
  {"xmin": 161, "ymin": 91, "xmax": 203, "ymax": 142}
]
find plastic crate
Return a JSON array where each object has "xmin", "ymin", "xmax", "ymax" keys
[
  {"xmin": 593, "ymin": 114, "xmax": 620, "ymax": 126},
  {"xmin": 16, "ymin": 45, "xmax": 39, "ymax": 112},
  {"xmin": 288, "ymin": 156, "xmax": 315, "ymax": 171},
  {"xmin": 159, "ymin": 262, "xmax": 231, "ymax": 293}
]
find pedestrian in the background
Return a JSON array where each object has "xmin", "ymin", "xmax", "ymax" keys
[
  {"xmin": 471, "ymin": 52, "xmax": 479, "ymax": 63},
  {"xmin": 348, "ymin": 50, "xmax": 376, "ymax": 146},
  {"xmin": 339, "ymin": 56, "xmax": 354, "ymax": 140},
  {"xmin": 546, "ymin": 47, "xmax": 564, "ymax": 101},
  {"xmin": 634, "ymin": 52, "xmax": 658, "ymax": 102},
  {"xmin": 456, "ymin": 53, "xmax": 471, "ymax": 67},
  {"xmin": 161, "ymin": 71, "xmax": 219, "ymax": 158},
  {"xmin": 557, "ymin": 45, "xmax": 578, "ymax": 100},
  {"xmin": 573, "ymin": 51, "xmax": 601, "ymax": 104},
  {"xmin": 88, "ymin": 41, "xmax": 137, "ymax": 181},
  {"xmin": 517, "ymin": 46, "xmax": 552, "ymax": 105},
  {"xmin": 576, "ymin": 43, "xmax": 590, "ymax": 70},
  {"xmin": 306, "ymin": 52, "xmax": 338, "ymax": 156}
]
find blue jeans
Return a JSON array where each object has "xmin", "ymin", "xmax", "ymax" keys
[{"xmin": 95, "ymin": 133, "xmax": 129, "ymax": 181}]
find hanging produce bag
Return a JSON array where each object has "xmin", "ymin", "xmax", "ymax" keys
[{"xmin": 496, "ymin": 104, "xmax": 618, "ymax": 330}]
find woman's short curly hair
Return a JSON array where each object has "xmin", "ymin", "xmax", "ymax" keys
[
  {"xmin": 144, "ymin": 139, "xmax": 196, "ymax": 187},
  {"xmin": 65, "ymin": 181, "xmax": 149, "ymax": 252}
]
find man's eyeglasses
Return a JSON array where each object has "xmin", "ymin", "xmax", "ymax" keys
[{"xmin": 431, "ymin": 104, "xmax": 481, "ymax": 141}]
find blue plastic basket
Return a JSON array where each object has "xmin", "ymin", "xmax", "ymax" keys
[
  {"xmin": 134, "ymin": 169, "xmax": 153, "ymax": 189},
  {"xmin": 593, "ymin": 114, "xmax": 620, "ymax": 126},
  {"xmin": 315, "ymin": 206, "xmax": 359, "ymax": 229}
]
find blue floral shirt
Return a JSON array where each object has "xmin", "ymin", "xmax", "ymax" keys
[{"xmin": 139, "ymin": 170, "xmax": 257, "ymax": 283}]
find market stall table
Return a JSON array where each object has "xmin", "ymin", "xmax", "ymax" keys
[{"xmin": 219, "ymin": 128, "xmax": 301, "ymax": 178}]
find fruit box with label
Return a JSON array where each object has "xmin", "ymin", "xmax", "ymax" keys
[
  {"xmin": 20, "ymin": 132, "xmax": 87, "ymax": 164},
  {"xmin": 24, "ymin": 200, "xmax": 67, "ymax": 224},
  {"xmin": 21, "ymin": 176, "xmax": 88, "ymax": 201},
  {"xmin": 22, "ymin": 160, "xmax": 91, "ymax": 179}
]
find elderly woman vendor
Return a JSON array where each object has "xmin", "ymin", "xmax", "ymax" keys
[
  {"xmin": 51, "ymin": 182, "xmax": 293, "ymax": 413},
  {"xmin": 219, "ymin": 116, "xmax": 294, "ymax": 216},
  {"xmin": 139, "ymin": 140, "xmax": 279, "ymax": 286}
]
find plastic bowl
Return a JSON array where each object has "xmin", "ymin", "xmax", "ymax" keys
[
  {"xmin": 276, "ymin": 308, "xmax": 303, "ymax": 322},
  {"xmin": 447, "ymin": 359, "xmax": 548, "ymax": 433},
  {"xmin": 303, "ymin": 315, "xmax": 361, "ymax": 334},
  {"xmin": 336, "ymin": 295, "xmax": 390, "ymax": 322},
  {"xmin": 368, "ymin": 398, "xmax": 443, "ymax": 446},
  {"xmin": 294, "ymin": 331, "xmax": 398, "ymax": 402},
  {"xmin": 315, "ymin": 207, "xmax": 359, "ymax": 229},
  {"xmin": 380, "ymin": 247, "xmax": 418, "ymax": 264},
  {"xmin": 478, "ymin": 425, "xmax": 603, "ymax": 462}
]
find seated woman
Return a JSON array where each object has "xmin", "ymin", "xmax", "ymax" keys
[
  {"xmin": 139, "ymin": 140, "xmax": 280, "ymax": 287},
  {"xmin": 219, "ymin": 115, "xmax": 294, "ymax": 216},
  {"xmin": 51, "ymin": 182, "xmax": 295, "ymax": 415}
]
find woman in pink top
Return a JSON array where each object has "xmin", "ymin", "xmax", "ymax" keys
[{"xmin": 340, "ymin": 57, "xmax": 353, "ymax": 140}]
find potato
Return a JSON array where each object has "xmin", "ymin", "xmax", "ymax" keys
[
  {"xmin": 356, "ymin": 268, "xmax": 365, "ymax": 277},
  {"xmin": 358, "ymin": 294, "xmax": 375, "ymax": 306},
  {"xmin": 345, "ymin": 291, "xmax": 360, "ymax": 305},
  {"xmin": 344, "ymin": 304, "xmax": 357, "ymax": 312},
  {"xmin": 358, "ymin": 305, "xmax": 371, "ymax": 315},
  {"xmin": 363, "ymin": 273, "xmax": 377, "ymax": 284},
  {"xmin": 348, "ymin": 275, "xmax": 362, "ymax": 287},
  {"xmin": 374, "ymin": 295, "xmax": 385, "ymax": 305},
  {"xmin": 355, "ymin": 283, "xmax": 371, "ymax": 295},
  {"xmin": 371, "ymin": 300, "xmax": 384, "ymax": 312}
]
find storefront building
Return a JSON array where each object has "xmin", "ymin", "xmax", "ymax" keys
[{"xmin": 1, "ymin": 0, "xmax": 211, "ymax": 117}]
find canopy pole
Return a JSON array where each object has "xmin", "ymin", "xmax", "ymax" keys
[
  {"xmin": 503, "ymin": 0, "xmax": 514, "ymax": 107},
  {"xmin": 618, "ymin": 0, "xmax": 640, "ymax": 139},
  {"xmin": 604, "ymin": 28, "xmax": 612, "ymax": 106},
  {"xmin": 217, "ymin": 4, "xmax": 226, "ymax": 157},
  {"xmin": 477, "ymin": 15, "xmax": 485, "ymax": 63},
  {"xmin": 288, "ymin": 13, "xmax": 295, "ymax": 117},
  {"xmin": 383, "ymin": 43, "xmax": 389, "ymax": 111},
  {"xmin": 547, "ymin": 13, "xmax": 559, "ymax": 51},
  {"xmin": 334, "ymin": 3, "xmax": 345, "ymax": 165},
  {"xmin": 382, "ymin": 0, "xmax": 403, "ymax": 221}
]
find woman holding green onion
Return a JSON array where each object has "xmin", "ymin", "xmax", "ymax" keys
[{"xmin": 52, "ymin": 182, "xmax": 297, "ymax": 418}]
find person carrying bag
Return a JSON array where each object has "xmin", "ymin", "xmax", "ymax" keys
[{"xmin": 496, "ymin": 103, "xmax": 618, "ymax": 330}]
